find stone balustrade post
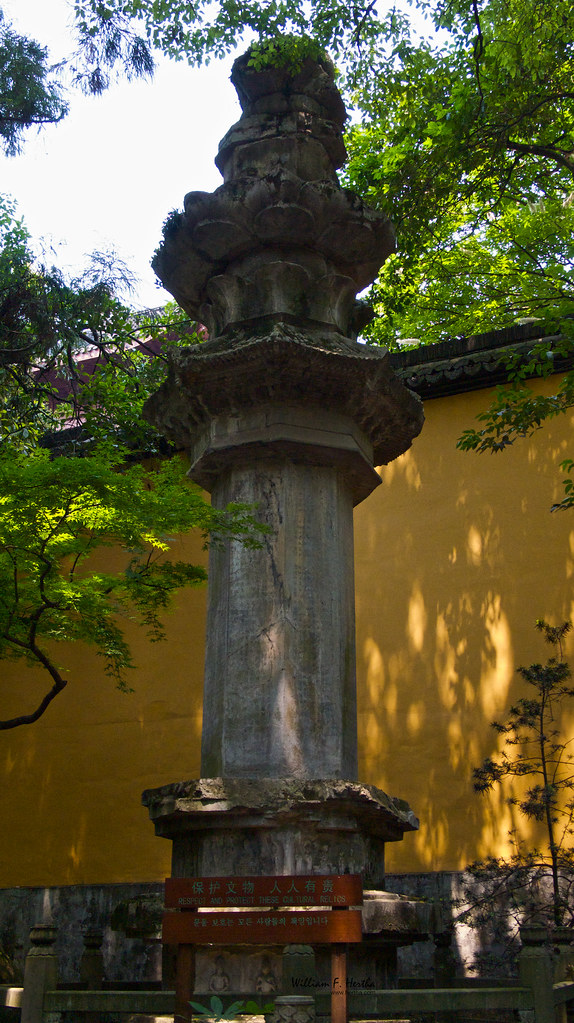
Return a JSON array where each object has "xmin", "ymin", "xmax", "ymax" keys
[
  {"xmin": 553, "ymin": 927, "xmax": 573, "ymax": 1023},
  {"xmin": 518, "ymin": 925, "xmax": 555, "ymax": 1023},
  {"xmin": 20, "ymin": 925, "xmax": 59, "ymax": 1023},
  {"xmin": 433, "ymin": 929, "xmax": 456, "ymax": 988},
  {"xmin": 553, "ymin": 926, "xmax": 574, "ymax": 981},
  {"xmin": 80, "ymin": 929, "xmax": 104, "ymax": 1023},
  {"xmin": 433, "ymin": 928, "xmax": 457, "ymax": 1023},
  {"xmin": 269, "ymin": 994, "xmax": 315, "ymax": 1023},
  {"xmin": 80, "ymin": 928, "xmax": 104, "ymax": 988},
  {"xmin": 281, "ymin": 944, "xmax": 317, "ymax": 995}
]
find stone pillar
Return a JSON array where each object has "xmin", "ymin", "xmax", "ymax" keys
[
  {"xmin": 201, "ymin": 425, "xmax": 362, "ymax": 779},
  {"xmin": 142, "ymin": 42, "xmax": 430, "ymax": 992},
  {"xmin": 144, "ymin": 51, "xmax": 423, "ymax": 790}
]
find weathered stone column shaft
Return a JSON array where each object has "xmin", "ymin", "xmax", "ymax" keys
[{"xmin": 201, "ymin": 457, "xmax": 357, "ymax": 779}]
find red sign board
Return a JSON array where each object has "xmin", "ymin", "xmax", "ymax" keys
[
  {"xmin": 165, "ymin": 874, "xmax": 362, "ymax": 909},
  {"xmin": 163, "ymin": 908, "xmax": 363, "ymax": 945}
]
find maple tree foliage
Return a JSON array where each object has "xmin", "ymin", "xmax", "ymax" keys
[{"xmin": 0, "ymin": 200, "xmax": 263, "ymax": 729}]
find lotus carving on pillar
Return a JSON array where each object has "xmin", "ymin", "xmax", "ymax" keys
[{"xmin": 152, "ymin": 50, "xmax": 395, "ymax": 340}]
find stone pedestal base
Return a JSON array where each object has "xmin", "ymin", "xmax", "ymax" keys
[
  {"xmin": 142, "ymin": 777, "xmax": 418, "ymax": 888},
  {"xmin": 143, "ymin": 778, "xmax": 439, "ymax": 999}
]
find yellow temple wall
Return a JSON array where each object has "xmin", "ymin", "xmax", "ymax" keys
[
  {"xmin": 356, "ymin": 378, "xmax": 574, "ymax": 873},
  {"xmin": 1, "ymin": 376, "xmax": 572, "ymax": 886}
]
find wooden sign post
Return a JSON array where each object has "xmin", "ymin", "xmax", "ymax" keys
[
  {"xmin": 331, "ymin": 935, "xmax": 348, "ymax": 1023},
  {"xmin": 163, "ymin": 874, "xmax": 363, "ymax": 1023}
]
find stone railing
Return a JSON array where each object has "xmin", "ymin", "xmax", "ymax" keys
[{"xmin": 2, "ymin": 923, "xmax": 574, "ymax": 1023}]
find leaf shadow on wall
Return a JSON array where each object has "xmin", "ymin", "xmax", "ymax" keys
[{"xmin": 354, "ymin": 391, "xmax": 574, "ymax": 877}]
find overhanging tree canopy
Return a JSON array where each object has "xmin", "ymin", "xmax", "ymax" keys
[
  {"xmin": 0, "ymin": 5, "xmax": 268, "ymax": 729},
  {"xmin": 0, "ymin": 199, "xmax": 263, "ymax": 731},
  {"xmin": 0, "ymin": 10, "xmax": 67, "ymax": 155},
  {"xmin": 71, "ymin": 1, "xmax": 574, "ymax": 444},
  {"xmin": 20, "ymin": 0, "xmax": 572, "ymax": 346},
  {"xmin": 342, "ymin": 0, "xmax": 574, "ymax": 345}
]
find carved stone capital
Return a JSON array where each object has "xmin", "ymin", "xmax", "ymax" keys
[{"xmin": 144, "ymin": 322, "xmax": 423, "ymax": 470}]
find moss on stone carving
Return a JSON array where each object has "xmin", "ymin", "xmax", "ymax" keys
[{"xmin": 246, "ymin": 36, "xmax": 329, "ymax": 75}]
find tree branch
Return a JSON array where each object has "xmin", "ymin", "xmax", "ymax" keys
[
  {"xmin": 507, "ymin": 141, "xmax": 574, "ymax": 177},
  {"xmin": 351, "ymin": 0, "xmax": 377, "ymax": 48},
  {"xmin": 471, "ymin": 0, "xmax": 485, "ymax": 111},
  {"xmin": 0, "ymin": 638, "xmax": 68, "ymax": 730}
]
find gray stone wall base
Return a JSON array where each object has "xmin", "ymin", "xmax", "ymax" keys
[
  {"xmin": 0, "ymin": 872, "xmax": 465, "ymax": 986},
  {"xmin": 0, "ymin": 882, "xmax": 164, "ymax": 984}
]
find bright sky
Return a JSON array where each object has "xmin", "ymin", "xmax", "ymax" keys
[{"xmin": 1, "ymin": 0, "xmax": 241, "ymax": 308}]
